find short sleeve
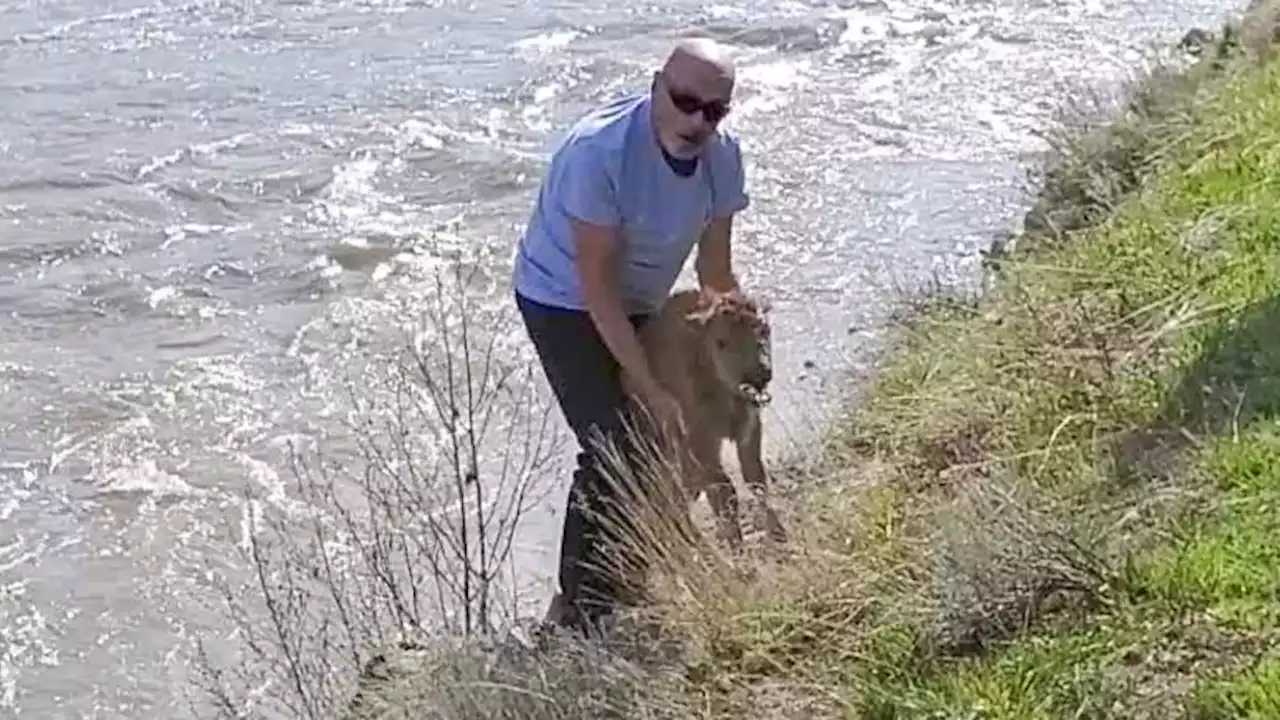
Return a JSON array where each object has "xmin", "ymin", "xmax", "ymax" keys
[
  {"xmin": 555, "ymin": 140, "xmax": 621, "ymax": 227},
  {"xmin": 710, "ymin": 133, "xmax": 750, "ymax": 219}
]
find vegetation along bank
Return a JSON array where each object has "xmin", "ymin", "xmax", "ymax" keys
[{"xmin": 344, "ymin": 2, "xmax": 1280, "ymax": 717}]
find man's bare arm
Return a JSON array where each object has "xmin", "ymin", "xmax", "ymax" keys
[
  {"xmin": 695, "ymin": 214, "xmax": 740, "ymax": 294},
  {"xmin": 574, "ymin": 219, "xmax": 664, "ymax": 400}
]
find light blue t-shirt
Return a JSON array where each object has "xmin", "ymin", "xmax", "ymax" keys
[{"xmin": 512, "ymin": 91, "xmax": 750, "ymax": 314}]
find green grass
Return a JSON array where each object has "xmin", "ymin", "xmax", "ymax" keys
[
  {"xmin": 1138, "ymin": 431, "xmax": 1280, "ymax": 623},
  {"xmin": 347, "ymin": 12, "xmax": 1280, "ymax": 720},
  {"xmin": 797, "ymin": 31, "xmax": 1280, "ymax": 719},
  {"xmin": 1190, "ymin": 652, "xmax": 1280, "ymax": 718}
]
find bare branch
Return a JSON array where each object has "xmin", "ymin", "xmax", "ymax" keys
[{"xmin": 189, "ymin": 254, "xmax": 565, "ymax": 718}]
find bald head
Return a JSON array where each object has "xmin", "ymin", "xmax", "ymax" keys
[
  {"xmin": 651, "ymin": 38, "xmax": 737, "ymax": 159},
  {"xmin": 660, "ymin": 38, "xmax": 736, "ymax": 86}
]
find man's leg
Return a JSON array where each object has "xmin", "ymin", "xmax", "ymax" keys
[{"xmin": 514, "ymin": 292, "xmax": 649, "ymax": 633}]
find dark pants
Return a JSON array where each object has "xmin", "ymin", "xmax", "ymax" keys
[{"xmin": 515, "ymin": 291, "xmax": 653, "ymax": 633}]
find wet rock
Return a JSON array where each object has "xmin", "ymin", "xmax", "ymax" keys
[
  {"xmin": 1177, "ymin": 27, "xmax": 1214, "ymax": 55},
  {"xmin": 980, "ymin": 231, "xmax": 1014, "ymax": 274},
  {"xmin": 342, "ymin": 623, "xmax": 546, "ymax": 720},
  {"xmin": 344, "ymin": 640, "xmax": 434, "ymax": 720},
  {"xmin": 1021, "ymin": 197, "xmax": 1063, "ymax": 241},
  {"xmin": 920, "ymin": 24, "xmax": 949, "ymax": 46}
]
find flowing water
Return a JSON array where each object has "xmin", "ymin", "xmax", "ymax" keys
[{"xmin": 0, "ymin": 0, "xmax": 1239, "ymax": 715}]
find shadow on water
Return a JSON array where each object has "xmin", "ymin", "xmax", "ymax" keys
[{"xmin": 1114, "ymin": 292, "xmax": 1280, "ymax": 483}]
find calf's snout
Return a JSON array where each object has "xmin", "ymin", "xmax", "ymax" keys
[{"xmin": 745, "ymin": 363, "xmax": 772, "ymax": 389}]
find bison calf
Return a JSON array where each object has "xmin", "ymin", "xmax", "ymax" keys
[{"xmin": 628, "ymin": 288, "xmax": 786, "ymax": 552}]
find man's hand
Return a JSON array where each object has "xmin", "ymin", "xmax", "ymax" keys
[{"xmin": 639, "ymin": 384, "xmax": 686, "ymax": 441}]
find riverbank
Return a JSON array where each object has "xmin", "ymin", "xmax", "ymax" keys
[{"xmin": 343, "ymin": 4, "xmax": 1280, "ymax": 718}]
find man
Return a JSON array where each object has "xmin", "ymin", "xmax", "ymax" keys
[{"xmin": 511, "ymin": 37, "xmax": 750, "ymax": 636}]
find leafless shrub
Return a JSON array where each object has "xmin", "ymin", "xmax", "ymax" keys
[
  {"xmin": 331, "ymin": 413, "xmax": 722, "ymax": 720},
  {"xmin": 925, "ymin": 469, "xmax": 1118, "ymax": 656},
  {"xmin": 187, "ymin": 260, "xmax": 564, "ymax": 719}
]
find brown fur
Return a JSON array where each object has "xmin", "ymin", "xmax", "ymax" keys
[{"xmin": 627, "ymin": 288, "xmax": 786, "ymax": 551}]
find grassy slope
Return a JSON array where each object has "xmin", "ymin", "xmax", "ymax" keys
[
  {"xmin": 640, "ymin": 15, "xmax": 1280, "ymax": 720},
  {"xmin": 352, "ymin": 10, "xmax": 1280, "ymax": 720}
]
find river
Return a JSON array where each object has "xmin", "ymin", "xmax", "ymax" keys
[{"xmin": 0, "ymin": 0, "xmax": 1238, "ymax": 716}]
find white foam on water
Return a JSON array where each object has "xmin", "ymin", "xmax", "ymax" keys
[
  {"xmin": 0, "ymin": 574, "xmax": 60, "ymax": 715},
  {"xmin": 135, "ymin": 132, "xmax": 255, "ymax": 180},
  {"xmin": 237, "ymin": 454, "xmax": 293, "ymax": 513},
  {"xmin": 94, "ymin": 459, "xmax": 206, "ymax": 499},
  {"xmin": 395, "ymin": 119, "xmax": 447, "ymax": 151},
  {"xmin": 726, "ymin": 58, "xmax": 814, "ymax": 123},
  {"xmin": 706, "ymin": 4, "xmax": 747, "ymax": 19},
  {"xmin": 308, "ymin": 161, "xmax": 425, "ymax": 241},
  {"xmin": 47, "ymin": 355, "xmax": 281, "ymax": 531},
  {"xmin": 315, "ymin": 155, "xmax": 384, "ymax": 221},
  {"xmin": 279, "ymin": 122, "xmax": 321, "ymax": 138},
  {"xmin": 0, "ymin": 464, "xmax": 37, "ymax": 523},
  {"xmin": 304, "ymin": 126, "xmax": 521, "ymax": 247},
  {"xmin": 521, "ymin": 81, "xmax": 565, "ymax": 130},
  {"xmin": 145, "ymin": 285, "xmax": 180, "ymax": 309},
  {"xmin": 511, "ymin": 29, "xmax": 581, "ymax": 54}
]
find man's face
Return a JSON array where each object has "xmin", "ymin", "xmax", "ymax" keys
[{"xmin": 652, "ymin": 69, "xmax": 733, "ymax": 159}]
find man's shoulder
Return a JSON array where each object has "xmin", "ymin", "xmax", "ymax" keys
[
  {"xmin": 552, "ymin": 92, "xmax": 647, "ymax": 164},
  {"xmin": 568, "ymin": 92, "xmax": 647, "ymax": 142},
  {"xmin": 705, "ymin": 127, "xmax": 745, "ymax": 163}
]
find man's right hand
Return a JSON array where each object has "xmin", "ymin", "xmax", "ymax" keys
[{"xmin": 641, "ymin": 384, "xmax": 686, "ymax": 441}]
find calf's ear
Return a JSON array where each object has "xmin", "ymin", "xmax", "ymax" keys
[
  {"xmin": 684, "ymin": 304, "xmax": 717, "ymax": 325},
  {"xmin": 684, "ymin": 291, "xmax": 721, "ymax": 325}
]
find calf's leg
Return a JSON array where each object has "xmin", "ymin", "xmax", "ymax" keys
[
  {"xmin": 738, "ymin": 411, "xmax": 787, "ymax": 545},
  {"xmin": 689, "ymin": 433, "xmax": 744, "ymax": 552}
]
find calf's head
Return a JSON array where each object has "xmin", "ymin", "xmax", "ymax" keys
[{"xmin": 684, "ymin": 291, "xmax": 774, "ymax": 405}]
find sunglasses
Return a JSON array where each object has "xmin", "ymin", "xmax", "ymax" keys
[{"xmin": 659, "ymin": 78, "xmax": 731, "ymax": 124}]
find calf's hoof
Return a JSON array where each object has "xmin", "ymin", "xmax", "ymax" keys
[{"xmin": 761, "ymin": 508, "xmax": 790, "ymax": 546}]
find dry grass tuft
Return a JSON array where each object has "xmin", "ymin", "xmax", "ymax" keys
[
  {"xmin": 924, "ymin": 469, "xmax": 1119, "ymax": 656},
  {"xmin": 342, "ymin": 628, "xmax": 687, "ymax": 720}
]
